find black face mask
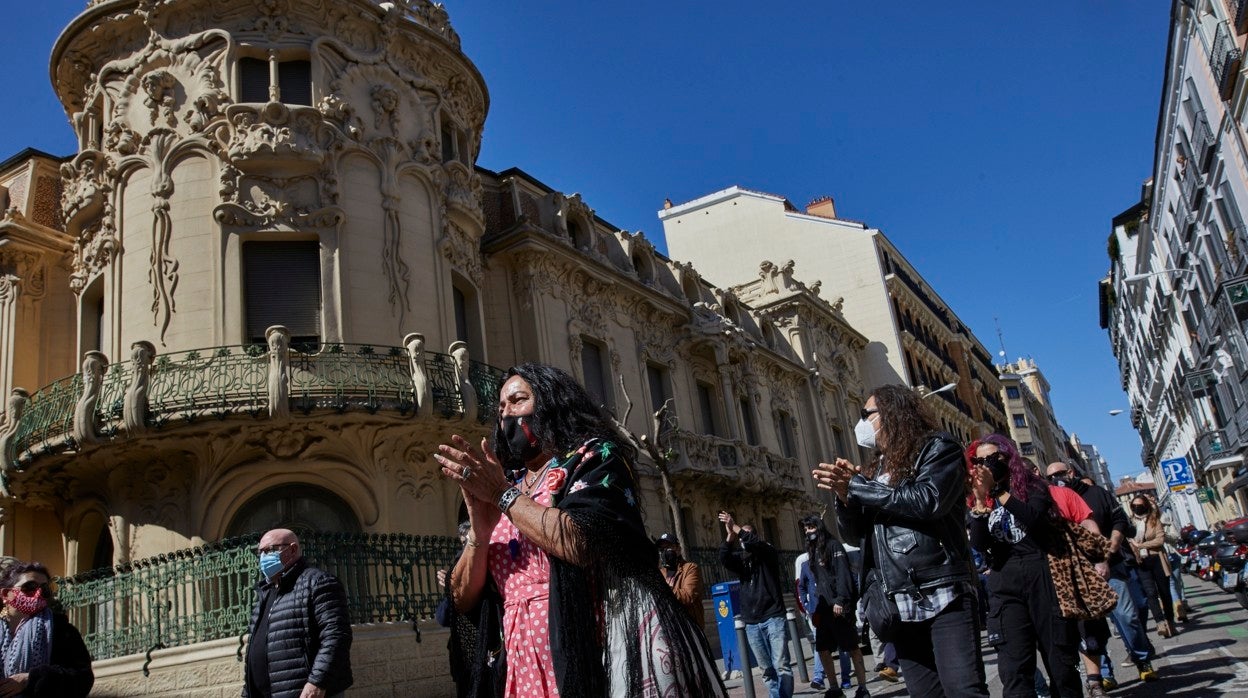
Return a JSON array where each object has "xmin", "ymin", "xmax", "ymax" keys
[
  {"xmin": 660, "ymin": 549, "xmax": 680, "ymax": 569},
  {"xmin": 1068, "ymin": 478, "xmax": 1089, "ymax": 494},
  {"xmin": 988, "ymin": 459, "xmax": 1011, "ymax": 494},
  {"xmin": 500, "ymin": 415, "xmax": 541, "ymax": 464},
  {"xmin": 805, "ymin": 532, "xmax": 819, "ymax": 543},
  {"xmin": 1132, "ymin": 506, "xmax": 1149, "ymax": 517},
  {"xmin": 739, "ymin": 530, "xmax": 757, "ymax": 544}
]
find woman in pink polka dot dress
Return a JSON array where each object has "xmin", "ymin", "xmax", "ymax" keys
[{"xmin": 439, "ymin": 363, "xmax": 726, "ymax": 697}]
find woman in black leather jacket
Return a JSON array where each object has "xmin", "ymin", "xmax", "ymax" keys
[{"xmin": 813, "ymin": 384, "xmax": 988, "ymax": 698}]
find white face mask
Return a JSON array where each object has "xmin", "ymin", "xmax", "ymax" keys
[{"xmin": 855, "ymin": 417, "xmax": 877, "ymax": 449}]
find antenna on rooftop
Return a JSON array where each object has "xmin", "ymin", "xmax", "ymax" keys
[{"xmin": 994, "ymin": 317, "xmax": 1008, "ymax": 363}]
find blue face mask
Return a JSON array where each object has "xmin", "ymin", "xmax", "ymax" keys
[{"xmin": 259, "ymin": 551, "xmax": 285, "ymax": 580}]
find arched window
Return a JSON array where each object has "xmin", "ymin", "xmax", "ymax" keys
[
  {"xmin": 227, "ymin": 484, "xmax": 360, "ymax": 537},
  {"xmin": 569, "ymin": 218, "xmax": 592, "ymax": 251}
]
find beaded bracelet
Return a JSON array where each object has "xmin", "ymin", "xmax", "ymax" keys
[{"xmin": 498, "ymin": 486, "xmax": 522, "ymax": 514}]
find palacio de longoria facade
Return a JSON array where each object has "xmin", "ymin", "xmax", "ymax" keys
[{"xmin": 0, "ymin": 1, "xmax": 900, "ymax": 693}]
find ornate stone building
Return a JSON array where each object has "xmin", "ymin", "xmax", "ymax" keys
[
  {"xmin": 661, "ymin": 187, "xmax": 1009, "ymax": 443},
  {"xmin": 0, "ymin": 1, "xmax": 869, "ymax": 693}
]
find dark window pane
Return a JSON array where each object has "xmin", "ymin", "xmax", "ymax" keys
[
  {"xmin": 697, "ymin": 382, "xmax": 717, "ymax": 436},
  {"xmin": 453, "ymin": 285, "xmax": 469, "ymax": 343},
  {"xmin": 244, "ymin": 241, "xmax": 321, "ymax": 343},
  {"xmin": 278, "ymin": 60, "xmax": 312, "ymax": 105},
  {"xmin": 239, "ymin": 57, "xmax": 269, "ymax": 103},
  {"xmin": 581, "ymin": 339, "xmax": 610, "ymax": 409},
  {"xmin": 647, "ymin": 364, "xmax": 668, "ymax": 415},
  {"xmin": 740, "ymin": 397, "xmax": 757, "ymax": 444}
]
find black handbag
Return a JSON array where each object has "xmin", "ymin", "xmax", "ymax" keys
[{"xmin": 861, "ymin": 570, "xmax": 902, "ymax": 642}]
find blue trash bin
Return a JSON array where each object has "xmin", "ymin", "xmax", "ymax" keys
[{"xmin": 711, "ymin": 580, "xmax": 753, "ymax": 674}]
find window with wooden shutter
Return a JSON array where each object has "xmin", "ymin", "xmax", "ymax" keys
[
  {"xmin": 239, "ymin": 57, "xmax": 269, "ymax": 103},
  {"xmin": 278, "ymin": 60, "xmax": 312, "ymax": 106},
  {"xmin": 243, "ymin": 241, "xmax": 321, "ymax": 345},
  {"xmin": 580, "ymin": 338, "xmax": 612, "ymax": 410}
]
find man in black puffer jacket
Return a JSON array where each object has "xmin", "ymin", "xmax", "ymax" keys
[{"xmin": 244, "ymin": 529, "xmax": 353, "ymax": 698}]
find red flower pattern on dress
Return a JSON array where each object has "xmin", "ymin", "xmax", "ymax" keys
[{"xmin": 544, "ymin": 467, "xmax": 568, "ymax": 493}]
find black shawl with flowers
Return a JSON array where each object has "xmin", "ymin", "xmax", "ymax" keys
[
  {"xmin": 455, "ymin": 438, "xmax": 725, "ymax": 697},
  {"xmin": 546, "ymin": 438, "xmax": 725, "ymax": 697}
]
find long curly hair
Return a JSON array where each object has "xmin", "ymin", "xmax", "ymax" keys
[
  {"xmin": 872, "ymin": 384, "xmax": 940, "ymax": 483},
  {"xmin": 491, "ymin": 362, "xmax": 636, "ymax": 467},
  {"xmin": 967, "ymin": 433, "xmax": 1045, "ymax": 503}
]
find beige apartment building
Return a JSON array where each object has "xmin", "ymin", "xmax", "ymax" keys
[
  {"xmin": 0, "ymin": 1, "xmax": 872, "ymax": 693},
  {"xmin": 661, "ymin": 187, "xmax": 1009, "ymax": 443},
  {"xmin": 998, "ymin": 358, "xmax": 1070, "ymax": 467}
]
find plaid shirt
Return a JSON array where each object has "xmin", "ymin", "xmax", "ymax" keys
[{"xmin": 893, "ymin": 580, "xmax": 972, "ymax": 622}]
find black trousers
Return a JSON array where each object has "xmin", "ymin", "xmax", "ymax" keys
[
  {"xmin": 986, "ymin": 553, "xmax": 1082, "ymax": 698},
  {"xmin": 892, "ymin": 592, "xmax": 989, "ymax": 697},
  {"xmin": 1135, "ymin": 555, "xmax": 1175, "ymax": 628}
]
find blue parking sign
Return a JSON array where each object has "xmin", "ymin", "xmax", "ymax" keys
[{"xmin": 1161, "ymin": 456, "xmax": 1195, "ymax": 490}]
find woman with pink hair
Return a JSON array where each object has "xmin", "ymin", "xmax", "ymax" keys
[{"xmin": 968, "ymin": 434, "xmax": 1083, "ymax": 698}]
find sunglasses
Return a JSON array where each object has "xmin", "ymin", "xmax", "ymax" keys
[
  {"xmin": 1047, "ymin": 471, "xmax": 1071, "ymax": 481},
  {"xmin": 14, "ymin": 581, "xmax": 48, "ymax": 595},
  {"xmin": 860, "ymin": 408, "xmax": 879, "ymax": 421},
  {"xmin": 969, "ymin": 453, "xmax": 1006, "ymax": 466}
]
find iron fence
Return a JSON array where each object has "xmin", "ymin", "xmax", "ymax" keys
[
  {"xmin": 687, "ymin": 546, "xmax": 802, "ymax": 598},
  {"xmin": 56, "ymin": 532, "xmax": 463, "ymax": 662}
]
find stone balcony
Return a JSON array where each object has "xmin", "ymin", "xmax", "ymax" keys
[
  {"xmin": 668, "ymin": 429, "xmax": 804, "ymax": 495},
  {"xmin": 0, "ymin": 326, "xmax": 505, "ymax": 480}
]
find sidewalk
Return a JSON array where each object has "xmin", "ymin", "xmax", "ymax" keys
[{"xmin": 723, "ymin": 577, "xmax": 1248, "ymax": 696}]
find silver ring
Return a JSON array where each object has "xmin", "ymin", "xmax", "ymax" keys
[{"xmin": 462, "ymin": 465, "xmax": 473, "ymax": 479}]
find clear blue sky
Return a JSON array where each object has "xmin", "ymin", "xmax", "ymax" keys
[{"xmin": 3, "ymin": 2, "xmax": 1167, "ymax": 481}]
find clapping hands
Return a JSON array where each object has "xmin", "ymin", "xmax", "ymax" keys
[{"xmin": 812, "ymin": 458, "xmax": 860, "ymax": 501}]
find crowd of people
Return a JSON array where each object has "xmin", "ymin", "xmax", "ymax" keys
[{"xmin": 429, "ymin": 364, "xmax": 1198, "ymax": 697}]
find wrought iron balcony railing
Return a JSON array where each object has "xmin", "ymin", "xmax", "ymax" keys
[
  {"xmin": 3, "ymin": 331, "xmax": 506, "ymax": 469},
  {"xmin": 1212, "ymin": 21, "xmax": 1242, "ymax": 99},
  {"xmin": 56, "ymin": 532, "xmax": 463, "ymax": 664}
]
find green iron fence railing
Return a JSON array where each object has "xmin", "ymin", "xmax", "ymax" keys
[
  {"xmin": 7, "ymin": 346, "xmax": 507, "ymax": 467},
  {"xmin": 57, "ymin": 532, "xmax": 463, "ymax": 663}
]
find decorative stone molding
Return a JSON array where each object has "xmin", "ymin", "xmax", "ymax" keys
[
  {"xmin": 265, "ymin": 326, "xmax": 291, "ymax": 420},
  {"xmin": 438, "ymin": 220, "xmax": 483, "ymax": 287},
  {"xmin": 73, "ymin": 351, "xmax": 110, "ymax": 445},
  {"xmin": 123, "ymin": 341, "xmax": 156, "ymax": 435},
  {"xmin": 403, "ymin": 332, "xmax": 432, "ymax": 415}
]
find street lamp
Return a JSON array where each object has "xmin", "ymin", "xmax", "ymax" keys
[
  {"xmin": 1122, "ymin": 268, "xmax": 1196, "ymax": 284},
  {"xmin": 922, "ymin": 382, "xmax": 958, "ymax": 399}
]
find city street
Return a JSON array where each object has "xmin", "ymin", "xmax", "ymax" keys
[{"xmin": 725, "ymin": 577, "xmax": 1248, "ymax": 696}]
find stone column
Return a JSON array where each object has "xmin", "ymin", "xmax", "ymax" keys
[
  {"xmin": 0, "ymin": 276, "xmax": 20, "ymax": 407},
  {"xmin": 712, "ymin": 344, "xmax": 740, "ymax": 441}
]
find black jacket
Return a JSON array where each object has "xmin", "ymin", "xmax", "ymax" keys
[
  {"xmin": 836, "ymin": 433, "xmax": 975, "ymax": 597},
  {"xmin": 24, "ymin": 613, "xmax": 93, "ymax": 697},
  {"xmin": 243, "ymin": 559, "xmax": 353, "ymax": 698},
  {"xmin": 720, "ymin": 536, "xmax": 786, "ymax": 624},
  {"xmin": 811, "ymin": 538, "xmax": 855, "ymax": 612}
]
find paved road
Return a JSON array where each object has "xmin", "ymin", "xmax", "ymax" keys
[{"xmin": 724, "ymin": 576, "xmax": 1248, "ymax": 696}]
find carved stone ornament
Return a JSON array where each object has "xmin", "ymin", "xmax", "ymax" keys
[
  {"xmin": 449, "ymin": 341, "xmax": 476, "ymax": 422},
  {"xmin": 123, "ymin": 341, "xmax": 156, "ymax": 435},
  {"xmin": 438, "ymin": 220, "xmax": 483, "ymax": 286},
  {"xmin": 403, "ymin": 332, "xmax": 432, "ymax": 415},
  {"xmin": 0, "ymin": 251, "xmax": 46, "ymax": 302},
  {"xmin": 217, "ymin": 103, "xmax": 338, "ymax": 176},
  {"xmin": 266, "ymin": 325, "xmax": 291, "ymax": 420},
  {"xmin": 73, "ymin": 351, "xmax": 110, "ymax": 446}
]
